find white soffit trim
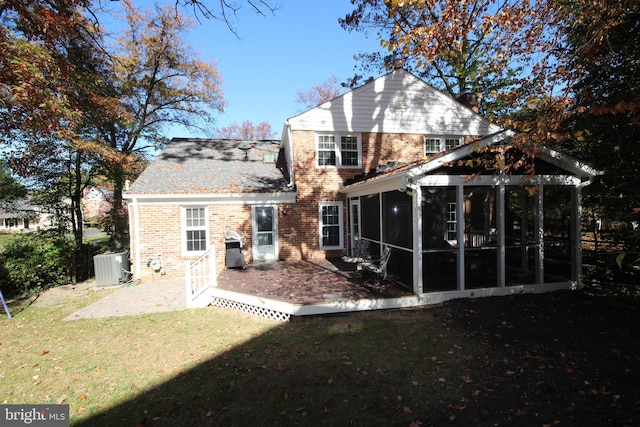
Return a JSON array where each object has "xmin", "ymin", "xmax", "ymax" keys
[
  {"xmin": 407, "ymin": 130, "xmax": 514, "ymax": 178},
  {"xmin": 538, "ymin": 146, "xmax": 602, "ymax": 178},
  {"xmin": 340, "ymin": 172, "xmax": 408, "ymax": 197},
  {"xmin": 122, "ymin": 192, "xmax": 297, "ymax": 205}
]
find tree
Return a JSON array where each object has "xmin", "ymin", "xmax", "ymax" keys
[
  {"xmin": 176, "ymin": 0, "xmax": 278, "ymax": 35},
  {"xmin": 340, "ymin": 0, "xmax": 552, "ymax": 116},
  {"xmin": 89, "ymin": 0, "xmax": 225, "ymax": 248},
  {"xmin": 296, "ymin": 75, "xmax": 342, "ymax": 111},
  {"xmin": 0, "ymin": 161, "xmax": 27, "ymax": 205},
  {"xmin": 0, "ymin": 0, "xmax": 100, "ymax": 138},
  {"xmin": 216, "ymin": 120, "xmax": 277, "ymax": 139},
  {"xmin": 561, "ymin": 1, "xmax": 640, "ymax": 232}
]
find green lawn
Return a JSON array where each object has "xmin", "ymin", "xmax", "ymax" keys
[
  {"xmin": 0, "ymin": 233, "xmax": 18, "ymax": 247},
  {"xmin": 2, "ymin": 287, "xmax": 638, "ymax": 426}
]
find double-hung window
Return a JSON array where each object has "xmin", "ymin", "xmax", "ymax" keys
[
  {"xmin": 316, "ymin": 133, "xmax": 361, "ymax": 168},
  {"xmin": 183, "ymin": 206, "xmax": 208, "ymax": 254},
  {"xmin": 319, "ymin": 202, "xmax": 344, "ymax": 250},
  {"xmin": 424, "ymin": 136, "xmax": 463, "ymax": 154},
  {"xmin": 446, "ymin": 202, "xmax": 457, "ymax": 244}
]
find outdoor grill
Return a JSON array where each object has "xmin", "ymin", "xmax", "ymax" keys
[{"xmin": 224, "ymin": 230, "xmax": 245, "ymax": 269}]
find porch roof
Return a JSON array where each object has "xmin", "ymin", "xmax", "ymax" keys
[{"xmin": 340, "ymin": 130, "xmax": 601, "ymax": 194}]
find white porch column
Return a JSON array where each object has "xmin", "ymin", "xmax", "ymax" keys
[
  {"xmin": 535, "ymin": 183, "xmax": 544, "ymax": 284},
  {"xmin": 456, "ymin": 185, "xmax": 465, "ymax": 291},
  {"xmin": 572, "ymin": 186, "xmax": 582, "ymax": 285},
  {"xmin": 413, "ymin": 185, "xmax": 423, "ymax": 295},
  {"xmin": 496, "ymin": 182, "xmax": 506, "ymax": 287}
]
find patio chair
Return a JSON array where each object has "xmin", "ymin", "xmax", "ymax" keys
[
  {"xmin": 357, "ymin": 245, "xmax": 391, "ymax": 283},
  {"xmin": 341, "ymin": 239, "xmax": 370, "ymax": 264}
]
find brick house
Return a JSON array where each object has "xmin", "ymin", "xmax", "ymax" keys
[{"xmin": 124, "ymin": 69, "xmax": 598, "ymax": 302}]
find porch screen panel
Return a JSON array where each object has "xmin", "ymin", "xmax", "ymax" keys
[
  {"xmin": 422, "ymin": 187, "xmax": 457, "ymax": 292},
  {"xmin": 382, "ymin": 191, "xmax": 413, "ymax": 249},
  {"xmin": 505, "ymin": 186, "xmax": 536, "ymax": 285},
  {"xmin": 464, "ymin": 186, "xmax": 498, "ymax": 289},
  {"xmin": 361, "ymin": 194, "xmax": 380, "ymax": 241},
  {"xmin": 543, "ymin": 186, "xmax": 573, "ymax": 282},
  {"xmin": 382, "ymin": 191, "xmax": 413, "ymax": 288}
]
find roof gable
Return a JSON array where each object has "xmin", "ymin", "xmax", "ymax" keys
[
  {"xmin": 286, "ymin": 69, "xmax": 501, "ymax": 135},
  {"xmin": 341, "ymin": 131, "xmax": 600, "ymax": 192},
  {"xmin": 127, "ymin": 138, "xmax": 290, "ymax": 195}
]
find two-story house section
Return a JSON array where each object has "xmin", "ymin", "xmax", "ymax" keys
[
  {"xmin": 279, "ymin": 68, "xmax": 502, "ymax": 261},
  {"xmin": 125, "ymin": 68, "xmax": 597, "ymax": 297}
]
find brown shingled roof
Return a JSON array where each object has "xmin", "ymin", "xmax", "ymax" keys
[{"xmin": 127, "ymin": 138, "xmax": 291, "ymax": 195}]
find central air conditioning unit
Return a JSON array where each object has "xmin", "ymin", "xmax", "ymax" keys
[{"xmin": 94, "ymin": 252, "xmax": 130, "ymax": 287}]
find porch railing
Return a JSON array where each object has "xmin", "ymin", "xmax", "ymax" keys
[{"xmin": 185, "ymin": 247, "xmax": 217, "ymax": 308}]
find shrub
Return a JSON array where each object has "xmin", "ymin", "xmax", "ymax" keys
[{"xmin": 0, "ymin": 231, "xmax": 73, "ymax": 297}]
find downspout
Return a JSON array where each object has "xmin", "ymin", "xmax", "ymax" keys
[
  {"xmin": 129, "ymin": 196, "xmax": 141, "ymax": 280},
  {"xmin": 285, "ymin": 121, "xmax": 295, "ymax": 188}
]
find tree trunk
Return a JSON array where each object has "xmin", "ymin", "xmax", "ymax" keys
[{"xmin": 110, "ymin": 165, "xmax": 126, "ymax": 250}]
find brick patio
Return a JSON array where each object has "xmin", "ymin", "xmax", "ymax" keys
[{"xmin": 215, "ymin": 257, "xmax": 414, "ymax": 305}]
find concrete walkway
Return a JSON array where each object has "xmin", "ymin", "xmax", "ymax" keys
[{"xmin": 64, "ymin": 279, "xmax": 185, "ymax": 320}]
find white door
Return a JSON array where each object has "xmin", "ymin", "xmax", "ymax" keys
[{"xmin": 253, "ymin": 205, "xmax": 277, "ymax": 261}]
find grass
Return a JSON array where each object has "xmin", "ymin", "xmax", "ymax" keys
[
  {"xmin": 0, "ymin": 233, "xmax": 18, "ymax": 247},
  {"xmin": 1, "ymin": 285, "xmax": 638, "ymax": 426}
]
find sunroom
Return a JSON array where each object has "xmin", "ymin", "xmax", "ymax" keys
[{"xmin": 340, "ymin": 132, "xmax": 601, "ymax": 299}]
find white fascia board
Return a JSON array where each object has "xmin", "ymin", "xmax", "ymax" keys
[
  {"xmin": 538, "ymin": 147, "xmax": 602, "ymax": 178},
  {"xmin": 414, "ymin": 174, "xmax": 582, "ymax": 187},
  {"xmin": 123, "ymin": 192, "xmax": 297, "ymax": 205},
  {"xmin": 339, "ymin": 172, "xmax": 408, "ymax": 198},
  {"xmin": 408, "ymin": 130, "xmax": 514, "ymax": 179}
]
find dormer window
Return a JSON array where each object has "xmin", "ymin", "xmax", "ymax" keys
[
  {"xmin": 316, "ymin": 133, "xmax": 361, "ymax": 168},
  {"xmin": 424, "ymin": 136, "xmax": 463, "ymax": 154}
]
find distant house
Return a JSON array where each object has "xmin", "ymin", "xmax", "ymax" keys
[
  {"xmin": 0, "ymin": 198, "xmax": 66, "ymax": 233},
  {"xmin": 124, "ymin": 69, "xmax": 599, "ymax": 302},
  {"xmin": 82, "ymin": 187, "xmax": 113, "ymax": 226}
]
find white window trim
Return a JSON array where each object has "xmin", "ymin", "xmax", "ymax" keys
[
  {"xmin": 318, "ymin": 201, "xmax": 344, "ymax": 250},
  {"xmin": 181, "ymin": 205, "xmax": 209, "ymax": 256},
  {"xmin": 424, "ymin": 135, "xmax": 463, "ymax": 155},
  {"xmin": 316, "ymin": 133, "xmax": 362, "ymax": 168}
]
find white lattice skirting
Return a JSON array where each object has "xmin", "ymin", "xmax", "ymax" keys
[
  {"xmin": 211, "ymin": 297, "xmax": 291, "ymax": 322},
  {"xmin": 208, "ymin": 281, "xmax": 575, "ymax": 321}
]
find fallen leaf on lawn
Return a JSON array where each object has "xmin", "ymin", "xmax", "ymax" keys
[
  {"xmin": 411, "ymin": 379, "xmax": 419, "ymax": 386},
  {"xmin": 79, "ymin": 394, "xmax": 87, "ymax": 400},
  {"xmin": 327, "ymin": 378, "xmax": 334, "ymax": 385},
  {"xmin": 40, "ymin": 350, "xmax": 50, "ymax": 356},
  {"xmin": 283, "ymin": 391, "xmax": 288, "ymax": 400}
]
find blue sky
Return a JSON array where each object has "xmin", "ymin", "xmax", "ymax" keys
[{"xmin": 123, "ymin": 0, "xmax": 383, "ymax": 139}]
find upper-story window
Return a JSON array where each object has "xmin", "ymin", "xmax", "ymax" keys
[
  {"xmin": 424, "ymin": 136, "xmax": 463, "ymax": 154},
  {"xmin": 316, "ymin": 133, "xmax": 361, "ymax": 168}
]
